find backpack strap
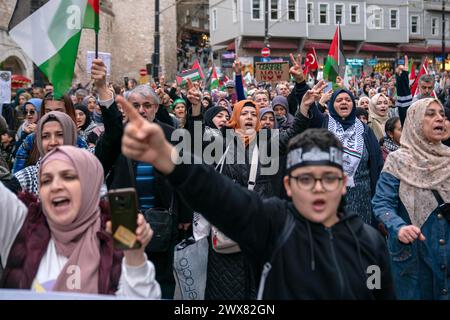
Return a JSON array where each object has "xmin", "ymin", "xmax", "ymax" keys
[{"xmin": 256, "ymin": 212, "xmax": 295, "ymax": 300}]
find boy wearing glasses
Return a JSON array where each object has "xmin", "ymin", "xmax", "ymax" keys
[{"xmin": 119, "ymin": 93, "xmax": 396, "ymax": 299}]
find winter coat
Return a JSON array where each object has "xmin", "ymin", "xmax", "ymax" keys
[{"xmin": 166, "ymin": 160, "xmax": 396, "ymax": 299}]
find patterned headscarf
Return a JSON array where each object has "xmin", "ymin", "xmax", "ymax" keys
[{"xmin": 383, "ymin": 98, "xmax": 450, "ymax": 228}]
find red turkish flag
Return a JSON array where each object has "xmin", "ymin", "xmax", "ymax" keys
[{"xmin": 304, "ymin": 48, "xmax": 318, "ymax": 75}]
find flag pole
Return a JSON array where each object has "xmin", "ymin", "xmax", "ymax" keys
[
  {"xmin": 95, "ymin": 0, "xmax": 100, "ymax": 59},
  {"xmin": 95, "ymin": 31, "xmax": 98, "ymax": 59}
]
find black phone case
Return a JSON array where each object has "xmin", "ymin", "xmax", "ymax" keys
[{"xmin": 108, "ymin": 188, "xmax": 141, "ymax": 250}]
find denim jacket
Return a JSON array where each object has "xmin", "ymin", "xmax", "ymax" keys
[
  {"xmin": 12, "ymin": 133, "xmax": 88, "ymax": 174},
  {"xmin": 372, "ymin": 172, "xmax": 450, "ymax": 300}
]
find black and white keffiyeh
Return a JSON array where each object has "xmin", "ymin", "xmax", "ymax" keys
[
  {"xmin": 328, "ymin": 115, "xmax": 365, "ymax": 188},
  {"xmin": 15, "ymin": 160, "xmax": 40, "ymax": 195}
]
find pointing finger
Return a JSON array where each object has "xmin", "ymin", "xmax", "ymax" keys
[{"xmin": 116, "ymin": 95, "xmax": 144, "ymax": 128}]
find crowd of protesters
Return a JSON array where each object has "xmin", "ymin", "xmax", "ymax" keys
[{"xmin": 0, "ymin": 53, "xmax": 449, "ymax": 300}]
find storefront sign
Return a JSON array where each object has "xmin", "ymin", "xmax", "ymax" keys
[
  {"xmin": 367, "ymin": 59, "xmax": 378, "ymax": 66},
  {"xmin": 87, "ymin": 51, "xmax": 111, "ymax": 76},
  {"xmin": 346, "ymin": 58, "xmax": 365, "ymax": 66},
  {"xmin": 221, "ymin": 52, "xmax": 235, "ymax": 68}
]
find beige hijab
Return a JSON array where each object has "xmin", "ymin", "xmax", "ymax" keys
[
  {"xmin": 383, "ymin": 98, "xmax": 450, "ymax": 228},
  {"xmin": 368, "ymin": 93, "xmax": 389, "ymax": 141}
]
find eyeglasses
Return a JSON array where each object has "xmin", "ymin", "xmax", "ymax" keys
[
  {"xmin": 132, "ymin": 102, "xmax": 158, "ymax": 110},
  {"xmin": 289, "ymin": 174, "xmax": 343, "ymax": 192},
  {"xmin": 25, "ymin": 109, "xmax": 36, "ymax": 116}
]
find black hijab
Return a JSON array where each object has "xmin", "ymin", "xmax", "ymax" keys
[
  {"xmin": 75, "ymin": 104, "xmax": 93, "ymax": 131},
  {"xmin": 328, "ymin": 88, "xmax": 357, "ymax": 131},
  {"xmin": 204, "ymin": 106, "xmax": 229, "ymax": 129}
]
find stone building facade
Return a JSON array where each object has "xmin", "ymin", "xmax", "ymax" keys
[
  {"xmin": 1, "ymin": 0, "xmax": 177, "ymax": 87},
  {"xmin": 0, "ymin": 0, "xmax": 34, "ymax": 80}
]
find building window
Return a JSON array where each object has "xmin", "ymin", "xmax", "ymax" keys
[
  {"xmin": 288, "ymin": 0, "xmax": 297, "ymax": 21},
  {"xmin": 390, "ymin": 9, "xmax": 399, "ymax": 29},
  {"xmin": 252, "ymin": 0, "xmax": 262, "ymax": 20},
  {"xmin": 270, "ymin": 0, "xmax": 279, "ymax": 20},
  {"xmin": 373, "ymin": 7, "xmax": 383, "ymax": 29},
  {"xmin": 212, "ymin": 9, "xmax": 217, "ymax": 30},
  {"xmin": 431, "ymin": 17, "xmax": 439, "ymax": 36},
  {"xmin": 411, "ymin": 15, "xmax": 419, "ymax": 34},
  {"xmin": 232, "ymin": 0, "xmax": 238, "ymax": 22},
  {"xmin": 350, "ymin": 4, "xmax": 359, "ymax": 24},
  {"xmin": 307, "ymin": 2, "xmax": 313, "ymax": 24},
  {"xmin": 335, "ymin": 4, "xmax": 344, "ymax": 25},
  {"xmin": 319, "ymin": 3, "xmax": 329, "ymax": 25},
  {"xmin": 185, "ymin": 9, "xmax": 190, "ymax": 24},
  {"xmin": 191, "ymin": 17, "xmax": 199, "ymax": 28}
]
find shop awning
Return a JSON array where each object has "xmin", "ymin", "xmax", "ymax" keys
[
  {"xmin": 11, "ymin": 74, "xmax": 32, "ymax": 89},
  {"xmin": 360, "ymin": 43, "xmax": 398, "ymax": 53},
  {"xmin": 398, "ymin": 44, "xmax": 435, "ymax": 53},
  {"xmin": 303, "ymin": 41, "xmax": 355, "ymax": 51},
  {"xmin": 227, "ymin": 39, "xmax": 298, "ymax": 51}
]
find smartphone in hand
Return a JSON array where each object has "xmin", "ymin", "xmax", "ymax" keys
[
  {"xmin": 324, "ymin": 82, "xmax": 333, "ymax": 93},
  {"xmin": 108, "ymin": 188, "xmax": 141, "ymax": 250}
]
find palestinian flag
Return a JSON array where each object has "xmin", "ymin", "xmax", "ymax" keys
[
  {"xmin": 83, "ymin": 0, "xmax": 100, "ymax": 32},
  {"xmin": 323, "ymin": 25, "xmax": 345, "ymax": 84},
  {"xmin": 191, "ymin": 60, "xmax": 205, "ymax": 79},
  {"xmin": 210, "ymin": 65, "xmax": 219, "ymax": 90},
  {"xmin": 8, "ymin": 0, "xmax": 89, "ymax": 99},
  {"xmin": 176, "ymin": 69, "xmax": 202, "ymax": 87},
  {"xmin": 220, "ymin": 75, "xmax": 229, "ymax": 91}
]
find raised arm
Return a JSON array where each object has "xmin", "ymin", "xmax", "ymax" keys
[
  {"xmin": 279, "ymin": 80, "xmax": 328, "ymax": 154},
  {"xmin": 287, "ymin": 53, "xmax": 309, "ymax": 115},
  {"xmin": 233, "ymin": 57, "xmax": 246, "ymax": 101},
  {"xmin": 394, "ymin": 55, "xmax": 412, "ymax": 126},
  {"xmin": 90, "ymin": 59, "xmax": 124, "ymax": 175}
]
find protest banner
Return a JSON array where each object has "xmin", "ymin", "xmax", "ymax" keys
[
  {"xmin": 255, "ymin": 61, "xmax": 290, "ymax": 84},
  {"xmin": 87, "ymin": 51, "xmax": 111, "ymax": 76},
  {"xmin": 0, "ymin": 71, "xmax": 12, "ymax": 107}
]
